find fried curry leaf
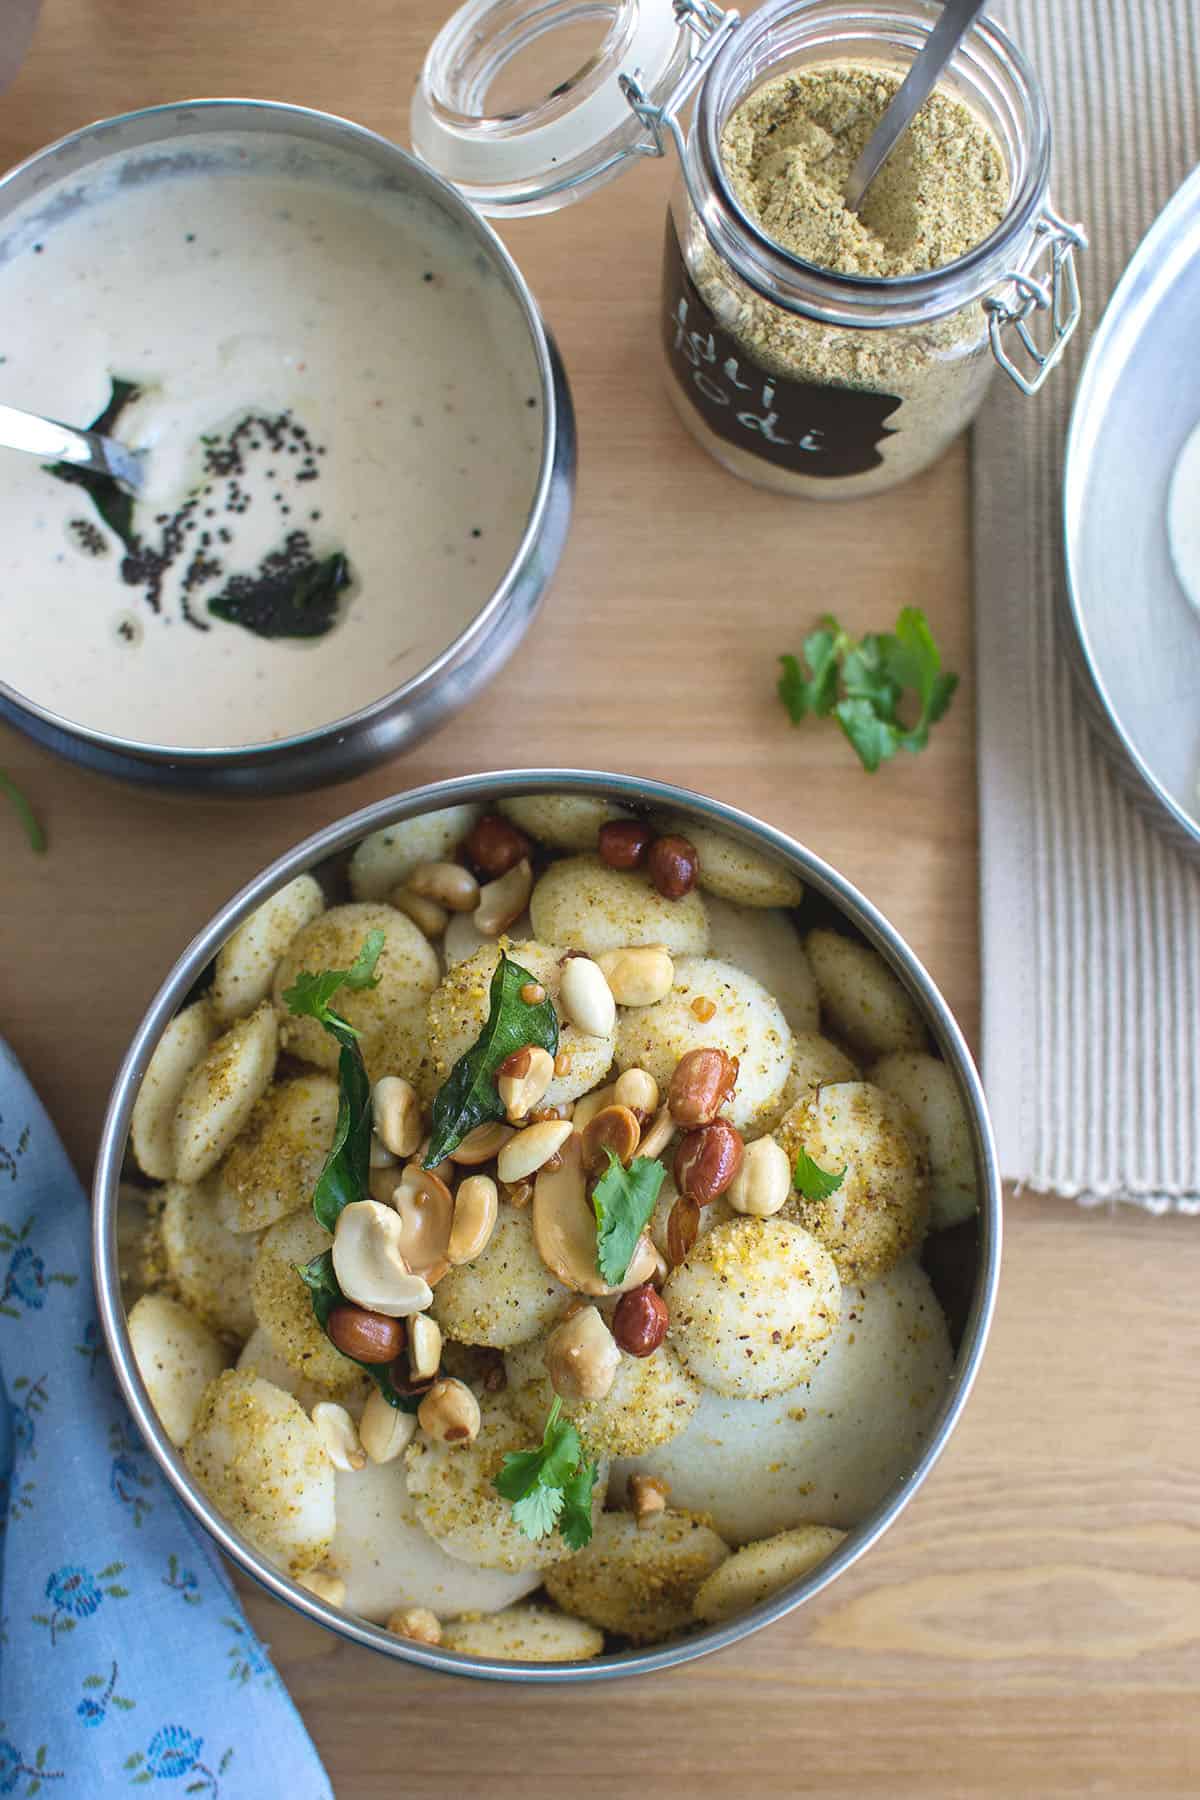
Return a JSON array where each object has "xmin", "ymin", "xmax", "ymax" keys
[
  {"xmin": 423, "ymin": 951, "xmax": 559, "ymax": 1168},
  {"xmin": 296, "ymin": 1250, "xmax": 419, "ymax": 1413},
  {"xmin": 285, "ymin": 932, "xmax": 412, "ymax": 1402},
  {"xmin": 207, "ymin": 550, "xmax": 351, "ymax": 640},
  {"xmin": 44, "ymin": 377, "xmax": 140, "ymax": 553},
  {"xmin": 591, "ymin": 1152, "xmax": 664, "ymax": 1286},
  {"xmin": 283, "ymin": 929, "xmax": 384, "ymax": 1233}
]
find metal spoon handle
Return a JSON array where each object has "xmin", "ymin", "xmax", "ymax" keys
[
  {"xmin": 844, "ymin": 0, "xmax": 992, "ymax": 212},
  {"xmin": 0, "ymin": 400, "xmax": 144, "ymax": 488}
]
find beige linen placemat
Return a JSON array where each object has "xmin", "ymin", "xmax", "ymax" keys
[{"xmin": 976, "ymin": 0, "xmax": 1200, "ymax": 1212}]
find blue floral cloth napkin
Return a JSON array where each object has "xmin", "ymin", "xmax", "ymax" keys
[{"xmin": 0, "ymin": 1039, "xmax": 334, "ymax": 1799}]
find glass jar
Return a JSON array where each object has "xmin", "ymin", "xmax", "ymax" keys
[
  {"xmin": 414, "ymin": 0, "xmax": 1085, "ymax": 499},
  {"xmin": 662, "ymin": 0, "xmax": 1077, "ymax": 496}
]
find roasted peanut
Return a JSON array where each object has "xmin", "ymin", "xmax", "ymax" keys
[
  {"xmin": 391, "ymin": 887, "xmax": 447, "ymax": 938},
  {"xmin": 667, "ymin": 1047, "xmax": 738, "ymax": 1126},
  {"xmin": 520, "ymin": 981, "xmax": 546, "ymax": 1005},
  {"xmin": 418, "ymin": 1376, "xmax": 481, "ymax": 1444},
  {"xmin": 647, "ymin": 833, "xmax": 698, "ymax": 900},
  {"xmin": 372, "ymin": 1075, "xmax": 423, "ymax": 1160},
  {"xmin": 359, "ymin": 1385, "xmax": 417, "ymax": 1463},
  {"xmin": 559, "ymin": 955, "xmax": 616, "ymax": 1038},
  {"xmin": 387, "ymin": 1605, "xmax": 442, "ymax": 1646},
  {"xmin": 638, "ymin": 1105, "xmax": 676, "ymax": 1160},
  {"xmin": 571, "ymin": 1083, "xmax": 617, "ymax": 1133},
  {"xmin": 628, "ymin": 1472, "xmax": 669, "ymax": 1528},
  {"xmin": 597, "ymin": 818, "xmax": 653, "ymax": 869},
  {"xmin": 408, "ymin": 860, "xmax": 480, "ymax": 912},
  {"xmin": 299, "ymin": 1569, "xmax": 347, "ymax": 1606},
  {"xmin": 613, "ymin": 1067, "xmax": 659, "ymax": 1119},
  {"xmin": 497, "ymin": 1118, "xmax": 573, "ymax": 1183},
  {"xmin": 447, "ymin": 1173, "xmax": 499, "ymax": 1263},
  {"xmin": 665, "ymin": 1195, "xmax": 701, "ymax": 1267},
  {"xmin": 408, "ymin": 1311, "xmax": 443, "ymax": 1380},
  {"xmin": 474, "ymin": 857, "xmax": 533, "ymax": 935},
  {"xmin": 311, "ymin": 1401, "xmax": 366, "ymax": 1472},
  {"xmin": 326, "ymin": 1303, "xmax": 404, "ymax": 1364},
  {"xmin": 544, "ymin": 1304, "xmax": 621, "ymax": 1402},
  {"xmin": 595, "ymin": 945, "xmax": 674, "ymax": 1007},
  {"xmin": 369, "ymin": 1133, "xmax": 398, "ymax": 1170},
  {"xmin": 581, "ymin": 1103, "xmax": 641, "ymax": 1172},
  {"xmin": 464, "ymin": 813, "xmax": 531, "ymax": 877},
  {"xmin": 497, "ymin": 1044, "xmax": 554, "ymax": 1121},
  {"xmin": 449, "ymin": 1120, "xmax": 514, "ymax": 1165},
  {"xmin": 674, "ymin": 1120, "xmax": 744, "ymax": 1204},
  {"xmin": 612, "ymin": 1282, "xmax": 669, "ymax": 1357},
  {"xmin": 728, "ymin": 1134, "xmax": 792, "ymax": 1218}
]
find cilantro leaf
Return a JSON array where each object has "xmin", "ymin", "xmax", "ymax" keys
[
  {"xmin": 591, "ymin": 1153, "xmax": 664, "ymax": 1286},
  {"xmin": 424, "ymin": 951, "xmax": 559, "ymax": 1167},
  {"xmin": 511, "ymin": 1485, "xmax": 563, "ymax": 1541},
  {"xmin": 538, "ymin": 1410, "xmax": 584, "ymax": 1489},
  {"xmin": 492, "ymin": 1449, "xmax": 547, "ymax": 1502},
  {"xmin": 0, "ymin": 770, "xmax": 46, "ymax": 853},
  {"xmin": 834, "ymin": 696, "xmax": 901, "ymax": 773},
  {"xmin": 493, "ymin": 1397, "xmax": 598, "ymax": 1549},
  {"xmin": 559, "ymin": 1457, "xmax": 600, "ymax": 1551},
  {"xmin": 282, "ymin": 928, "xmax": 385, "ymax": 1045},
  {"xmin": 296, "ymin": 1250, "xmax": 419, "ymax": 1412},
  {"xmin": 777, "ymin": 618, "xmax": 845, "ymax": 722},
  {"xmin": 778, "ymin": 607, "xmax": 957, "ymax": 771},
  {"xmin": 792, "ymin": 1147, "xmax": 846, "ymax": 1203}
]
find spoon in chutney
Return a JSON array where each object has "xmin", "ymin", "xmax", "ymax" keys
[
  {"xmin": 0, "ymin": 398, "xmax": 145, "ymax": 490},
  {"xmin": 844, "ymin": 0, "xmax": 992, "ymax": 212}
]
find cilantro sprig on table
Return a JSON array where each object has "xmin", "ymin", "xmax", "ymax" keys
[
  {"xmin": 778, "ymin": 606, "xmax": 958, "ymax": 772},
  {"xmin": 1, "ymin": 770, "xmax": 45, "ymax": 854},
  {"xmin": 493, "ymin": 1398, "xmax": 599, "ymax": 1549}
]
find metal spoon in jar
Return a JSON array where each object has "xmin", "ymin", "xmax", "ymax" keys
[
  {"xmin": 0, "ymin": 399, "xmax": 144, "ymax": 489},
  {"xmin": 844, "ymin": 0, "xmax": 992, "ymax": 213}
]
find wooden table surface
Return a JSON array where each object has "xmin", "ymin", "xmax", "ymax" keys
[{"xmin": 4, "ymin": 5, "xmax": 1198, "ymax": 1795}]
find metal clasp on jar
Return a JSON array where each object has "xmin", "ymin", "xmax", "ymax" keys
[
  {"xmin": 984, "ymin": 209, "xmax": 1088, "ymax": 396},
  {"xmin": 619, "ymin": 0, "xmax": 740, "ymax": 181}
]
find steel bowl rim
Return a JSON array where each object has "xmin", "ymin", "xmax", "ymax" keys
[
  {"xmin": 1062, "ymin": 161, "xmax": 1200, "ymax": 855},
  {"xmin": 0, "ymin": 96, "xmax": 562, "ymax": 771},
  {"xmin": 93, "ymin": 768, "xmax": 1002, "ymax": 1682}
]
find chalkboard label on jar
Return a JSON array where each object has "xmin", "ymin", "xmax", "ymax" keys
[{"xmin": 661, "ymin": 221, "xmax": 901, "ymax": 478}]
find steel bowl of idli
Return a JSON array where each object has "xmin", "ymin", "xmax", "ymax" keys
[{"xmin": 93, "ymin": 770, "xmax": 1001, "ymax": 1679}]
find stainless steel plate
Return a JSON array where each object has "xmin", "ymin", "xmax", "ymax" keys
[{"xmin": 1063, "ymin": 165, "xmax": 1200, "ymax": 855}]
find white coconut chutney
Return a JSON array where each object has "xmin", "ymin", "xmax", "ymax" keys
[{"xmin": 0, "ymin": 134, "xmax": 542, "ymax": 748}]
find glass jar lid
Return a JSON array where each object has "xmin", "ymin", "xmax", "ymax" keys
[{"xmin": 412, "ymin": 0, "xmax": 695, "ymax": 215}]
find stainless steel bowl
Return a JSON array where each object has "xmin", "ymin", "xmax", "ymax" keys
[
  {"xmin": 1062, "ymin": 163, "xmax": 1200, "ymax": 858},
  {"xmin": 0, "ymin": 101, "xmax": 574, "ymax": 795},
  {"xmin": 93, "ymin": 771, "xmax": 1001, "ymax": 1681}
]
